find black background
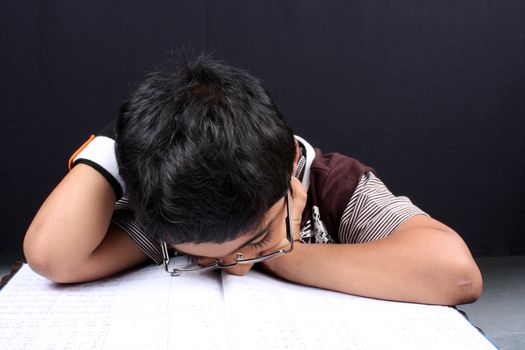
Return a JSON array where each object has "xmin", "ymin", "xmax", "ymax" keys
[{"xmin": 2, "ymin": 1, "xmax": 524, "ymax": 258}]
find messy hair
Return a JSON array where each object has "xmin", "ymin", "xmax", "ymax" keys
[{"xmin": 116, "ymin": 53, "xmax": 295, "ymax": 244}]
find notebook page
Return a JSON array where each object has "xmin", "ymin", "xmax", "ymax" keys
[
  {"xmin": 221, "ymin": 270, "xmax": 496, "ymax": 350},
  {"xmin": 0, "ymin": 262, "xmax": 228, "ymax": 350}
]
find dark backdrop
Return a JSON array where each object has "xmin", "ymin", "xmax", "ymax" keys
[{"xmin": 2, "ymin": 1, "xmax": 524, "ymax": 258}]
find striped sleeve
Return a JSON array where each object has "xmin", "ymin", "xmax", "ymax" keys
[
  {"xmin": 338, "ymin": 172, "xmax": 428, "ymax": 243},
  {"xmin": 111, "ymin": 197, "xmax": 164, "ymax": 264}
]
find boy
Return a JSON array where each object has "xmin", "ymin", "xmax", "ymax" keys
[{"xmin": 23, "ymin": 54, "xmax": 482, "ymax": 305}]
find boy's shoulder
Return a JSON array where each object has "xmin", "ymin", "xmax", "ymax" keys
[
  {"xmin": 309, "ymin": 148, "xmax": 373, "ymax": 211},
  {"xmin": 311, "ymin": 149, "xmax": 373, "ymax": 178},
  {"xmin": 294, "ymin": 135, "xmax": 373, "ymax": 195},
  {"xmin": 298, "ymin": 137, "xmax": 374, "ymax": 239}
]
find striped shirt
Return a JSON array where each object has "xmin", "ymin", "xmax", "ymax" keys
[{"xmin": 338, "ymin": 171, "xmax": 426, "ymax": 243}]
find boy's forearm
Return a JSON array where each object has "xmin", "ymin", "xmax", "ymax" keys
[
  {"xmin": 262, "ymin": 219, "xmax": 482, "ymax": 305},
  {"xmin": 24, "ymin": 164, "xmax": 116, "ymax": 279}
]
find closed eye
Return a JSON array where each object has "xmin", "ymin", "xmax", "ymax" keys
[{"xmin": 248, "ymin": 230, "xmax": 272, "ymax": 249}]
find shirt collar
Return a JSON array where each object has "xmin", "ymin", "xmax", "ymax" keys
[{"xmin": 293, "ymin": 135, "xmax": 315, "ymax": 190}]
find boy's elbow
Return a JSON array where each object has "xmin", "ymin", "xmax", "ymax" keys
[
  {"xmin": 24, "ymin": 239, "xmax": 55, "ymax": 282},
  {"xmin": 448, "ymin": 257, "xmax": 483, "ymax": 305},
  {"xmin": 23, "ymin": 228, "xmax": 76, "ymax": 283},
  {"xmin": 24, "ymin": 252, "xmax": 79, "ymax": 284},
  {"xmin": 437, "ymin": 228, "xmax": 483, "ymax": 305}
]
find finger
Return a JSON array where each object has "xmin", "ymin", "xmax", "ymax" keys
[
  {"xmin": 290, "ymin": 177, "xmax": 307, "ymax": 219},
  {"xmin": 289, "ymin": 177, "xmax": 307, "ymax": 240}
]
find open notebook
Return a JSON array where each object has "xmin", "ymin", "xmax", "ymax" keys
[{"xmin": 0, "ymin": 259, "xmax": 496, "ymax": 350}]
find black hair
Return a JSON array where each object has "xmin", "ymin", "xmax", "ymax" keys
[{"xmin": 116, "ymin": 53, "xmax": 295, "ymax": 244}]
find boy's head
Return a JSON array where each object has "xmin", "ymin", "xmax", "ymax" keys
[{"xmin": 116, "ymin": 53, "xmax": 296, "ymax": 247}]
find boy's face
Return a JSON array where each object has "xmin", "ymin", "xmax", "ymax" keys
[
  {"xmin": 172, "ymin": 195, "xmax": 291, "ymax": 276},
  {"xmin": 171, "ymin": 143, "xmax": 305, "ymax": 276}
]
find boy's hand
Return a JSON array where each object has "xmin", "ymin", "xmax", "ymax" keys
[
  {"xmin": 289, "ymin": 176, "xmax": 307, "ymax": 242},
  {"xmin": 261, "ymin": 176, "xmax": 307, "ymax": 272}
]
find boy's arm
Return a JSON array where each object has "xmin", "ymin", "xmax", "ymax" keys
[
  {"xmin": 262, "ymin": 177, "xmax": 482, "ymax": 306},
  {"xmin": 263, "ymin": 215, "xmax": 482, "ymax": 306},
  {"xmin": 24, "ymin": 164, "xmax": 148, "ymax": 283}
]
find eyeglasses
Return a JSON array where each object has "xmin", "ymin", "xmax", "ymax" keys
[{"xmin": 161, "ymin": 192, "xmax": 294, "ymax": 276}]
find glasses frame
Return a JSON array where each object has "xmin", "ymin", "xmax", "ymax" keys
[{"xmin": 161, "ymin": 191, "xmax": 294, "ymax": 276}]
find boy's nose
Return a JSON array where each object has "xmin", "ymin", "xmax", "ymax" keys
[{"xmin": 223, "ymin": 262, "xmax": 254, "ymax": 276}]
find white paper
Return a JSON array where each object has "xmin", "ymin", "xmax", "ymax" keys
[
  {"xmin": 221, "ymin": 270, "xmax": 497, "ymax": 350},
  {"xmin": 0, "ymin": 262, "xmax": 227, "ymax": 350},
  {"xmin": 0, "ymin": 263, "xmax": 496, "ymax": 350}
]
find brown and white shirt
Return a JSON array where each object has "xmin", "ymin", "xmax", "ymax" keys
[{"xmin": 293, "ymin": 136, "xmax": 426, "ymax": 245}]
